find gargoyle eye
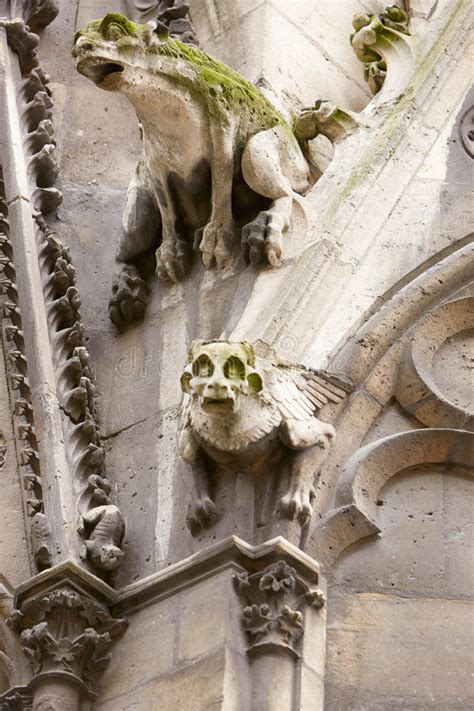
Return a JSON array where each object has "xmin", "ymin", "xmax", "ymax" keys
[
  {"xmin": 192, "ymin": 355, "xmax": 214, "ymax": 377},
  {"xmin": 104, "ymin": 23, "xmax": 123, "ymax": 40},
  {"xmin": 223, "ymin": 356, "xmax": 245, "ymax": 380}
]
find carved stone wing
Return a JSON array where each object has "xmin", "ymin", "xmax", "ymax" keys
[{"xmin": 265, "ymin": 365, "xmax": 350, "ymax": 422}]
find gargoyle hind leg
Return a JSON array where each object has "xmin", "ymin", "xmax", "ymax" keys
[
  {"xmin": 154, "ymin": 176, "xmax": 194, "ymax": 284},
  {"xmin": 278, "ymin": 425, "xmax": 335, "ymax": 525},
  {"xmin": 186, "ymin": 457, "xmax": 219, "ymax": 536},
  {"xmin": 196, "ymin": 123, "xmax": 237, "ymax": 271},
  {"xmin": 109, "ymin": 161, "xmax": 160, "ymax": 330},
  {"xmin": 241, "ymin": 127, "xmax": 311, "ymax": 266}
]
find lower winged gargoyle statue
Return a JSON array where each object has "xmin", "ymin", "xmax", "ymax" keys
[{"xmin": 179, "ymin": 340, "xmax": 350, "ymax": 534}]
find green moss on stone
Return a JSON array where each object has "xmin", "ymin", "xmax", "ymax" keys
[
  {"xmin": 74, "ymin": 12, "xmax": 145, "ymax": 44},
  {"xmin": 153, "ymin": 38, "xmax": 288, "ymax": 132}
]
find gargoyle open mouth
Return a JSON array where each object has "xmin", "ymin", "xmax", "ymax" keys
[
  {"xmin": 202, "ymin": 397, "xmax": 236, "ymax": 412},
  {"xmin": 77, "ymin": 59, "xmax": 124, "ymax": 86}
]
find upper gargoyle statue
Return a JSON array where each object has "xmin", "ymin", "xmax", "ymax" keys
[
  {"xmin": 72, "ymin": 13, "xmax": 323, "ymax": 329},
  {"xmin": 179, "ymin": 340, "xmax": 350, "ymax": 534}
]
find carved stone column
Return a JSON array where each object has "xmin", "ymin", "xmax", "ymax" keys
[
  {"xmin": 234, "ymin": 557, "xmax": 326, "ymax": 711},
  {"xmin": 110, "ymin": 536, "xmax": 327, "ymax": 711},
  {"xmin": 7, "ymin": 564, "xmax": 127, "ymax": 711}
]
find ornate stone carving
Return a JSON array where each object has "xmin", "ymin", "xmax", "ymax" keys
[
  {"xmin": 19, "ymin": 1, "xmax": 59, "ymax": 33},
  {"xmin": 7, "ymin": 587, "xmax": 127, "ymax": 700},
  {"xmin": 0, "ymin": 19, "xmax": 39, "ymax": 75},
  {"xmin": 3, "ymin": 1, "xmax": 59, "ymax": 33},
  {"xmin": 0, "ymin": 177, "xmax": 51, "ymax": 570},
  {"xmin": 234, "ymin": 559, "xmax": 325, "ymax": 659},
  {"xmin": 350, "ymin": 4, "xmax": 410, "ymax": 94},
  {"xmin": 135, "ymin": 0, "xmax": 199, "ymax": 45},
  {"xmin": 179, "ymin": 340, "xmax": 350, "ymax": 534},
  {"xmin": 72, "ymin": 13, "xmax": 322, "ymax": 329},
  {"xmin": 1, "ymin": 18, "xmax": 125, "ymax": 577},
  {"xmin": 294, "ymin": 99, "xmax": 361, "ymax": 151},
  {"xmin": 37, "ymin": 226, "xmax": 126, "ymax": 575},
  {"xmin": 0, "ymin": 687, "xmax": 32, "ymax": 710}
]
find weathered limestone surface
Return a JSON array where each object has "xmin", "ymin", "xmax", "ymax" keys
[{"xmin": 0, "ymin": 0, "xmax": 472, "ymax": 709}]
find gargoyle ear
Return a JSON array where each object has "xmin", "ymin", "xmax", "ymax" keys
[
  {"xmin": 241, "ymin": 341, "xmax": 256, "ymax": 367},
  {"xmin": 153, "ymin": 20, "xmax": 169, "ymax": 40},
  {"xmin": 247, "ymin": 372, "xmax": 262, "ymax": 393},
  {"xmin": 188, "ymin": 339, "xmax": 204, "ymax": 362},
  {"xmin": 180, "ymin": 371, "xmax": 193, "ymax": 394}
]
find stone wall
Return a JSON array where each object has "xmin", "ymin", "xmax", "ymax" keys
[{"xmin": 0, "ymin": 0, "xmax": 472, "ymax": 709}]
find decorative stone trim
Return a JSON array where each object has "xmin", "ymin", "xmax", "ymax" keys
[
  {"xmin": 8, "ymin": 589, "xmax": 127, "ymax": 696},
  {"xmin": 129, "ymin": 0, "xmax": 199, "ymax": 45},
  {"xmin": 6, "ymin": 563, "xmax": 127, "ymax": 705},
  {"xmin": 1, "ymin": 1, "xmax": 59, "ymax": 33},
  {"xmin": 0, "ymin": 175, "xmax": 51, "ymax": 571},
  {"xmin": 350, "ymin": 4, "xmax": 410, "ymax": 95},
  {"xmin": 0, "ymin": 686, "xmax": 32, "ymax": 711},
  {"xmin": 234, "ymin": 559, "xmax": 325, "ymax": 660},
  {"xmin": 113, "ymin": 535, "xmax": 323, "ymax": 615},
  {"xmin": 0, "ymin": 17, "xmax": 125, "ymax": 578}
]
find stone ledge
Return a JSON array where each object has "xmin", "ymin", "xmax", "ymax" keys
[
  {"xmin": 113, "ymin": 536, "xmax": 321, "ymax": 615},
  {"xmin": 14, "ymin": 559, "xmax": 118, "ymax": 608}
]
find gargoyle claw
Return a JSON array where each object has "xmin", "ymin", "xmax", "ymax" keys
[
  {"xmin": 196, "ymin": 222, "xmax": 234, "ymax": 271},
  {"xmin": 277, "ymin": 484, "xmax": 315, "ymax": 526},
  {"xmin": 242, "ymin": 210, "xmax": 285, "ymax": 267},
  {"xmin": 109, "ymin": 264, "xmax": 150, "ymax": 330},
  {"xmin": 155, "ymin": 240, "xmax": 191, "ymax": 285},
  {"xmin": 186, "ymin": 495, "xmax": 219, "ymax": 536}
]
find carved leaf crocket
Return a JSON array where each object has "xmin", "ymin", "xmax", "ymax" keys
[
  {"xmin": 72, "ymin": 13, "xmax": 317, "ymax": 329},
  {"xmin": 178, "ymin": 340, "xmax": 349, "ymax": 534}
]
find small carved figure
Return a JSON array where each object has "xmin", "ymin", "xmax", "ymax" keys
[
  {"xmin": 350, "ymin": 5, "xmax": 410, "ymax": 94},
  {"xmin": 179, "ymin": 340, "xmax": 349, "ymax": 534},
  {"xmin": 73, "ymin": 14, "xmax": 316, "ymax": 329},
  {"xmin": 78, "ymin": 504, "xmax": 125, "ymax": 572}
]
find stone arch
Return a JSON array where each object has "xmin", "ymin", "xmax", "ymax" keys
[{"xmin": 307, "ymin": 428, "xmax": 473, "ymax": 570}]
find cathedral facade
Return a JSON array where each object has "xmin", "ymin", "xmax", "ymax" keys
[{"xmin": 0, "ymin": 0, "xmax": 472, "ymax": 709}]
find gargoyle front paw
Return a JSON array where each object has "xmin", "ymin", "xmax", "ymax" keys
[
  {"xmin": 196, "ymin": 222, "xmax": 234, "ymax": 271},
  {"xmin": 186, "ymin": 496, "xmax": 219, "ymax": 536},
  {"xmin": 109, "ymin": 264, "xmax": 150, "ymax": 330},
  {"xmin": 155, "ymin": 240, "xmax": 191, "ymax": 285},
  {"xmin": 277, "ymin": 483, "xmax": 315, "ymax": 526},
  {"xmin": 242, "ymin": 210, "xmax": 286, "ymax": 267}
]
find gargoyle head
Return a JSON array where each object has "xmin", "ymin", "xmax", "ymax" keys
[
  {"xmin": 85, "ymin": 541, "xmax": 124, "ymax": 571},
  {"xmin": 72, "ymin": 12, "xmax": 172, "ymax": 92},
  {"xmin": 181, "ymin": 340, "xmax": 263, "ymax": 413}
]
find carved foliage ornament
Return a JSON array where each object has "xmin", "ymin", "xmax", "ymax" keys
[
  {"xmin": 7, "ymin": 588, "xmax": 127, "ymax": 695},
  {"xmin": 234, "ymin": 560, "xmax": 325, "ymax": 659},
  {"xmin": 350, "ymin": 4, "xmax": 410, "ymax": 94}
]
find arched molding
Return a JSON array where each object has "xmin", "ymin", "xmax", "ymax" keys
[
  {"xmin": 331, "ymin": 238, "xmax": 474, "ymax": 387},
  {"xmin": 307, "ymin": 428, "xmax": 473, "ymax": 570},
  {"xmin": 395, "ymin": 296, "xmax": 474, "ymax": 430}
]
